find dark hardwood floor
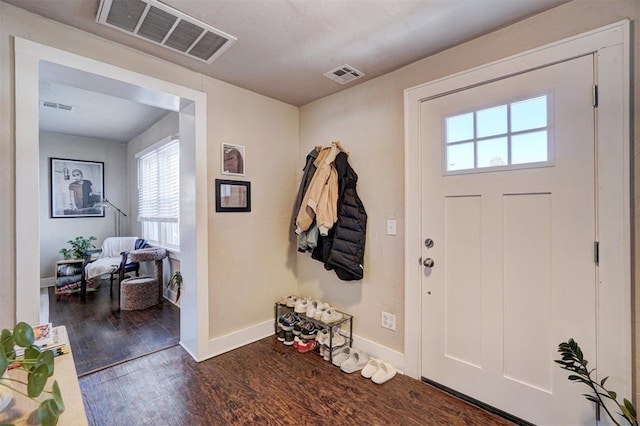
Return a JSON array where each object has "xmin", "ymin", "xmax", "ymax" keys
[
  {"xmin": 49, "ymin": 283, "xmax": 513, "ymax": 425},
  {"xmin": 48, "ymin": 280, "xmax": 180, "ymax": 376},
  {"xmin": 79, "ymin": 337, "xmax": 514, "ymax": 426}
]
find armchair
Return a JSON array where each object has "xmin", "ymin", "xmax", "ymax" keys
[{"xmin": 80, "ymin": 237, "xmax": 148, "ymax": 301}]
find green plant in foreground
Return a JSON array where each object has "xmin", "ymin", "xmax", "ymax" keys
[
  {"xmin": 58, "ymin": 236, "xmax": 96, "ymax": 260},
  {"xmin": 0, "ymin": 322, "xmax": 64, "ymax": 425},
  {"xmin": 555, "ymin": 338, "xmax": 637, "ymax": 426}
]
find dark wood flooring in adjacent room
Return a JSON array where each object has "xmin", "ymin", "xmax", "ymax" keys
[
  {"xmin": 79, "ymin": 337, "xmax": 514, "ymax": 426},
  {"xmin": 48, "ymin": 281, "xmax": 180, "ymax": 376}
]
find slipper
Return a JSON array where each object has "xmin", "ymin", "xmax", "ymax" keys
[
  {"xmin": 371, "ymin": 361, "xmax": 397, "ymax": 384},
  {"xmin": 361, "ymin": 358, "xmax": 380, "ymax": 379},
  {"xmin": 331, "ymin": 347, "xmax": 352, "ymax": 367},
  {"xmin": 340, "ymin": 349, "xmax": 369, "ymax": 373}
]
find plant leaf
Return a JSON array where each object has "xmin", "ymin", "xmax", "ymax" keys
[
  {"xmin": 13, "ymin": 322, "xmax": 34, "ymax": 348},
  {"xmin": 623, "ymin": 399, "xmax": 637, "ymax": 418},
  {"xmin": 27, "ymin": 363, "xmax": 49, "ymax": 397},
  {"xmin": 52, "ymin": 380, "xmax": 65, "ymax": 413},
  {"xmin": 34, "ymin": 350, "xmax": 55, "ymax": 377},
  {"xmin": 600, "ymin": 376, "xmax": 609, "ymax": 387},
  {"xmin": 38, "ymin": 398, "xmax": 62, "ymax": 426}
]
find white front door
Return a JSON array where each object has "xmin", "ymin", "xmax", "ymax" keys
[{"xmin": 420, "ymin": 55, "xmax": 597, "ymax": 424}]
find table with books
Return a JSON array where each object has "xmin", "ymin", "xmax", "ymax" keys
[{"xmin": 1, "ymin": 325, "xmax": 87, "ymax": 425}]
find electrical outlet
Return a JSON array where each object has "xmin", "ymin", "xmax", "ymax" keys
[{"xmin": 381, "ymin": 311, "xmax": 396, "ymax": 331}]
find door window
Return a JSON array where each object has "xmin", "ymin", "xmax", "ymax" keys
[{"xmin": 444, "ymin": 94, "xmax": 552, "ymax": 174}]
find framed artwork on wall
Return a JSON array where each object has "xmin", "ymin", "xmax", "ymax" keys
[
  {"xmin": 50, "ymin": 157, "xmax": 105, "ymax": 218},
  {"xmin": 215, "ymin": 179, "xmax": 251, "ymax": 212},
  {"xmin": 221, "ymin": 143, "xmax": 245, "ymax": 176}
]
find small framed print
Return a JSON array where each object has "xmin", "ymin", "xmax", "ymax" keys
[
  {"xmin": 215, "ymin": 179, "xmax": 251, "ymax": 213},
  {"xmin": 221, "ymin": 143, "xmax": 245, "ymax": 176}
]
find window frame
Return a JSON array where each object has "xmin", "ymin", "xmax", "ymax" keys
[
  {"xmin": 136, "ymin": 135, "xmax": 180, "ymax": 251},
  {"xmin": 442, "ymin": 91, "xmax": 555, "ymax": 176}
]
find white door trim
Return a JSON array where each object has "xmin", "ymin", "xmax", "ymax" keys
[
  {"xmin": 14, "ymin": 38, "xmax": 211, "ymax": 361},
  {"xmin": 404, "ymin": 20, "xmax": 631, "ymax": 400}
]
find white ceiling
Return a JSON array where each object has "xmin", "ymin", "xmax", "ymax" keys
[{"xmin": 9, "ymin": 0, "xmax": 570, "ymax": 141}]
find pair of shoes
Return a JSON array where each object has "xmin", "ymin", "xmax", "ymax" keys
[
  {"xmin": 293, "ymin": 319, "xmax": 318, "ymax": 338},
  {"xmin": 294, "ymin": 297, "xmax": 310, "ymax": 314},
  {"xmin": 284, "ymin": 295, "xmax": 300, "ymax": 308},
  {"xmin": 340, "ymin": 349, "xmax": 370, "ymax": 373},
  {"xmin": 361, "ymin": 358, "xmax": 397, "ymax": 384},
  {"xmin": 316, "ymin": 328, "xmax": 346, "ymax": 348},
  {"xmin": 297, "ymin": 340, "xmax": 318, "ymax": 354},
  {"xmin": 278, "ymin": 312, "xmax": 300, "ymax": 331},
  {"xmin": 307, "ymin": 300, "xmax": 331, "ymax": 319},
  {"xmin": 321, "ymin": 308, "xmax": 343, "ymax": 324}
]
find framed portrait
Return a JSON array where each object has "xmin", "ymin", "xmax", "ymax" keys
[
  {"xmin": 215, "ymin": 179, "xmax": 251, "ymax": 212},
  {"xmin": 50, "ymin": 158, "xmax": 105, "ymax": 218},
  {"xmin": 221, "ymin": 143, "xmax": 245, "ymax": 176}
]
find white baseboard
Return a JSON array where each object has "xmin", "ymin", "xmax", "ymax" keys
[
  {"xmin": 200, "ymin": 319, "xmax": 405, "ymax": 375},
  {"xmin": 350, "ymin": 334, "xmax": 405, "ymax": 375},
  {"xmin": 40, "ymin": 277, "xmax": 55, "ymax": 288},
  {"xmin": 205, "ymin": 320, "xmax": 274, "ymax": 360}
]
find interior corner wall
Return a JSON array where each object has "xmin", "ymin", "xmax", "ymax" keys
[
  {"xmin": 297, "ymin": 0, "xmax": 640, "ymax": 393},
  {"xmin": 39, "ymin": 131, "xmax": 128, "ymax": 280}
]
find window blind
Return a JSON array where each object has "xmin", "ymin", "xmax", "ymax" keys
[{"xmin": 137, "ymin": 139, "xmax": 179, "ymax": 223}]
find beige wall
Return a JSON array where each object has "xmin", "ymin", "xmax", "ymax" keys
[
  {"xmin": 0, "ymin": 3, "xmax": 299, "ymax": 338},
  {"xmin": 299, "ymin": 0, "xmax": 640, "ymax": 402}
]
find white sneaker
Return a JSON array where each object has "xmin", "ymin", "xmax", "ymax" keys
[
  {"xmin": 314, "ymin": 302, "xmax": 331, "ymax": 320},
  {"xmin": 340, "ymin": 349, "xmax": 370, "ymax": 374},
  {"xmin": 294, "ymin": 298, "xmax": 309, "ymax": 314},
  {"xmin": 285, "ymin": 295, "xmax": 299, "ymax": 307},
  {"xmin": 321, "ymin": 308, "xmax": 343, "ymax": 324},
  {"xmin": 316, "ymin": 329, "xmax": 329, "ymax": 346},
  {"xmin": 306, "ymin": 299, "xmax": 320, "ymax": 318},
  {"xmin": 327, "ymin": 331, "xmax": 346, "ymax": 348}
]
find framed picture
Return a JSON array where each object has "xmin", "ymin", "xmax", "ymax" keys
[
  {"xmin": 50, "ymin": 158, "xmax": 105, "ymax": 218},
  {"xmin": 215, "ymin": 179, "xmax": 251, "ymax": 212},
  {"xmin": 221, "ymin": 143, "xmax": 245, "ymax": 176}
]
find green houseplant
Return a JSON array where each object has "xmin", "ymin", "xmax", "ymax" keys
[
  {"xmin": 0, "ymin": 322, "xmax": 64, "ymax": 425},
  {"xmin": 167, "ymin": 271, "xmax": 182, "ymax": 302},
  {"xmin": 555, "ymin": 338, "xmax": 637, "ymax": 426},
  {"xmin": 58, "ymin": 236, "xmax": 96, "ymax": 260}
]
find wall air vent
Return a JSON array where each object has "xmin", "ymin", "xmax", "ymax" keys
[
  {"xmin": 323, "ymin": 64, "xmax": 365, "ymax": 85},
  {"xmin": 40, "ymin": 101, "xmax": 75, "ymax": 112},
  {"xmin": 96, "ymin": 0, "xmax": 237, "ymax": 64}
]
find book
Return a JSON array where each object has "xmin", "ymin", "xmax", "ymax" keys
[
  {"xmin": 32, "ymin": 322, "xmax": 54, "ymax": 347},
  {"xmin": 13, "ymin": 325, "xmax": 70, "ymax": 360}
]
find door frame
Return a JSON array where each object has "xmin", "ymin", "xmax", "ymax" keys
[
  {"xmin": 14, "ymin": 38, "xmax": 211, "ymax": 361},
  {"xmin": 404, "ymin": 20, "xmax": 631, "ymax": 401}
]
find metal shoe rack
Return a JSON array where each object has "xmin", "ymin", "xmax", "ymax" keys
[{"xmin": 274, "ymin": 302, "xmax": 353, "ymax": 360}]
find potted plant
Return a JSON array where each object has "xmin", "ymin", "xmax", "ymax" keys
[
  {"xmin": 167, "ymin": 271, "xmax": 182, "ymax": 303},
  {"xmin": 0, "ymin": 322, "xmax": 64, "ymax": 425},
  {"xmin": 58, "ymin": 236, "xmax": 96, "ymax": 260},
  {"xmin": 556, "ymin": 338, "xmax": 637, "ymax": 425}
]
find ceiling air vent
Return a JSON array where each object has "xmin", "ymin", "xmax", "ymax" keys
[
  {"xmin": 40, "ymin": 101, "xmax": 75, "ymax": 112},
  {"xmin": 96, "ymin": 0, "xmax": 237, "ymax": 64},
  {"xmin": 323, "ymin": 64, "xmax": 365, "ymax": 85}
]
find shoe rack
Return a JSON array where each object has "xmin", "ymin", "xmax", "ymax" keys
[{"xmin": 274, "ymin": 302, "xmax": 353, "ymax": 360}]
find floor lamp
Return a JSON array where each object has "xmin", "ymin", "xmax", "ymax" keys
[{"xmin": 96, "ymin": 199, "xmax": 127, "ymax": 237}]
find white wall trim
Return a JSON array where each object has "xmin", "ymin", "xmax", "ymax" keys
[
  {"xmin": 14, "ymin": 37, "xmax": 210, "ymax": 361},
  {"xmin": 205, "ymin": 321, "xmax": 406, "ymax": 375},
  {"xmin": 404, "ymin": 19, "xmax": 631, "ymax": 402}
]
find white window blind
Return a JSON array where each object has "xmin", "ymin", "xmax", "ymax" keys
[{"xmin": 137, "ymin": 138, "xmax": 180, "ymax": 223}]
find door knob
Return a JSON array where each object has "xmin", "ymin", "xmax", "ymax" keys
[{"xmin": 423, "ymin": 258, "xmax": 435, "ymax": 268}]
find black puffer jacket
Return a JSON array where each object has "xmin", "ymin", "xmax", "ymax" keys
[{"xmin": 313, "ymin": 152, "xmax": 367, "ymax": 281}]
